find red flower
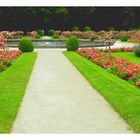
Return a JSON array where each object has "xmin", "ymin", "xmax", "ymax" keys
[{"xmin": 77, "ymin": 48, "xmax": 140, "ymax": 88}]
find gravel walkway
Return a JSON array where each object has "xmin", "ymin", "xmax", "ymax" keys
[
  {"xmin": 12, "ymin": 49, "xmax": 132, "ymax": 133},
  {"xmin": 111, "ymin": 41, "xmax": 136, "ymax": 48}
]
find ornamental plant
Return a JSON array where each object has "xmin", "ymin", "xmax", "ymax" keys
[
  {"xmin": 108, "ymin": 26, "xmax": 115, "ymax": 31},
  {"xmin": 0, "ymin": 50, "xmax": 21, "ymax": 72},
  {"xmin": 72, "ymin": 26, "xmax": 79, "ymax": 31},
  {"xmin": 76, "ymin": 48, "xmax": 140, "ymax": 88},
  {"xmin": 84, "ymin": 26, "xmax": 92, "ymax": 31},
  {"xmin": 0, "ymin": 31, "xmax": 21, "ymax": 73},
  {"xmin": 66, "ymin": 36, "xmax": 79, "ymax": 51},
  {"xmin": 30, "ymin": 31, "xmax": 37, "ymax": 39},
  {"xmin": 52, "ymin": 34, "xmax": 59, "ymax": 39},
  {"xmin": 0, "ymin": 50, "xmax": 21, "ymax": 60},
  {"xmin": 0, "ymin": 33, "xmax": 7, "ymax": 50},
  {"xmin": 120, "ymin": 35, "xmax": 131, "ymax": 42},
  {"xmin": 37, "ymin": 29, "xmax": 44, "ymax": 37},
  {"xmin": 48, "ymin": 29, "xmax": 55, "ymax": 36},
  {"xmin": 19, "ymin": 38, "xmax": 34, "ymax": 52}
]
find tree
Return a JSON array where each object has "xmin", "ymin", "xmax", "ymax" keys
[{"xmin": 121, "ymin": 8, "xmax": 136, "ymax": 28}]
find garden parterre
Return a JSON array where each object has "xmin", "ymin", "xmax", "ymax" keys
[{"xmin": 76, "ymin": 48, "xmax": 140, "ymax": 88}]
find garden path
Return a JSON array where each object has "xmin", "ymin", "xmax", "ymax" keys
[{"xmin": 12, "ymin": 49, "xmax": 132, "ymax": 133}]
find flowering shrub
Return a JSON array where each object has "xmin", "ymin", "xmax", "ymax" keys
[
  {"xmin": 59, "ymin": 31, "xmax": 96, "ymax": 39},
  {"xmin": 104, "ymin": 47, "xmax": 133, "ymax": 53},
  {"xmin": 128, "ymin": 31, "xmax": 140, "ymax": 42},
  {"xmin": 76, "ymin": 48, "xmax": 140, "ymax": 88},
  {"xmin": 0, "ymin": 31, "xmax": 21, "ymax": 72},
  {"xmin": 0, "ymin": 33, "xmax": 7, "ymax": 50},
  {"xmin": 55, "ymin": 30, "xmax": 61, "ymax": 35},
  {"xmin": 55, "ymin": 30, "xmax": 140, "ymax": 43},
  {"xmin": 0, "ymin": 50, "xmax": 21, "ymax": 72},
  {"xmin": 0, "ymin": 50, "xmax": 21, "ymax": 60},
  {"xmin": 28, "ymin": 31, "xmax": 37, "ymax": 39},
  {"xmin": 1, "ymin": 31, "xmax": 24, "ymax": 39}
]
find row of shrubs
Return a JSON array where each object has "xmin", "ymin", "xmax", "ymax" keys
[
  {"xmin": 47, "ymin": 26, "xmax": 93, "ymax": 39},
  {"xmin": 48, "ymin": 30, "xmax": 132, "ymax": 41},
  {"xmin": 48, "ymin": 26, "xmax": 93, "ymax": 35},
  {"xmin": 66, "ymin": 36, "xmax": 140, "ymax": 56},
  {"xmin": 18, "ymin": 36, "xmax": 79, "ymax": 52},
  {"xmin": 18, "ymin": 34, "xmax": 140, "ymax": 57}
]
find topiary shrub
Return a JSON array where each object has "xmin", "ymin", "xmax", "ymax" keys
[
  {"xmin": 120, "ymin": 35, "xmax": 131, "ymax": 42},
  {"xmin": 36, "ymin": 34, "xmax": 41, "ymax": 39},
  {"xmin": 72, "ymin": 26, "xmax": 79, "ymax": 31},
  {"xmin": 19, "ymin": 38, "xmax": 34, "ymax": 52},
  {"xmin": 108, "ymin": 26, "xmax": 115, "ymax": 31},
  {"xmin": 52, "ymin": 34, "xmax": 59, "ymax": 39},
  {"xmin": 37, "ymin": 29, "xmax": 44, "ymax": 37},
  {"xmin": 84, "ymin": 26, "xmax": 92, "ymax": 31},
  {"xmin": 66, "ymin": 36, "xmax": 79, "ymax": 51},
  {"xmin": 48, "ymin": 29, "xmax": 55, "ymax": 36},
  {"xmin": 134, "ymin": 44, "xmax": 140, "ymax": 57}
]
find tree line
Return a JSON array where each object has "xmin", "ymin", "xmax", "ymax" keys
[{"xmin": 0, "ymin": 7, "xmax": 139, "ymax": 33}]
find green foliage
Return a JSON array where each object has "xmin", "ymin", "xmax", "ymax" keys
[
  {"xmin": 0, "ymin": 52, "xmax": 37, "ymax": 133},
  {"xmin": 0, "ymin": 59, "xmax": 11, "ymax": 72},
  {"xmin": 107, "ymin": 66, "xmax": 119, "ymax": 74},
  {"xmin": 72, "ymin": 26, "xmax": 79, "ymax": 31},
  {"xmin": 19, "ymin": 38, "xmax": 34, "ymax": 52},
  {"xmin": 0, "ymin": 7, "xmax": 139, "ymax": 31},
  {"xmin": 52, "ymin": 34, "xmax": 59, "ymax": 39},
  {"xmin": 120, "ymin": 35, "xmax": 131, "ymax": 42},
  {"xmin": 118, "ymin": 72, "xmax": 127, "ymax": 79},
  {"xmin": 36, "ymin": 34, "xmax": 41, "ymax": 39},
  {"xmin": 113, "ymin": 52, "xmax": 140, "ymax": 65},
  {"xmin": 55, "ymin": 8, "xmax": 68, "ymax": 15},
  {"xmin": 108, "ymin": 26, "xmax": 115, "ymax": 31},
  {"xmin": 66, "ymin": 36, "xmax": 79, "ymax": 51},
  {"xmin": 0, "ymin": 59, "xmax": 11, "ymax": 67},
  {"xmin": 37, "ymin": 29, "xmax": 44, "ymax": 37},
  {"xmin": 134, "ymin": 44, "xmax": 140, "ymax": 57},
  {"xmin": 84, "ymin": 26, "xmax": 92, "ymax": 31},
  {"xmin": 129, "ymin": 27, "xmax": 140, "ymax": 31},
  {"xmin": 48, "ymin": 29, "xmax": 55, "ymax": 36}
]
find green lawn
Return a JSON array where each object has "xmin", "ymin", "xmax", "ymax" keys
[
  {"xmin": 113, "ymin": 52, "xmax": 140, "ymax": 64},
  {"xmin": 0, "ymin": 52, "xmax": 37, "ymax": 133},
  {"xmin": 64, "ymin": 51, "xmax": 140, "ymax": 133}
]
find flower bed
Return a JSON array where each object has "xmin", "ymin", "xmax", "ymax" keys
[
  {"xmin": 0, "ymin": 50, "xmax": 21, "ymax": 72},
  {"xmin": 104, "ymin": 47, "xmax": 133, "ymax": 52},
  {"xmin": 0, "ymin": 31, "xmax": 21, "ymax": 72},
  {"xmin": 76, "ymin": 48, "xmax": 140, "ymax": 88},
  {"xmin": 55, "ymin": 30, "xmax": 140, "ymax": 43},
  {"xmin": 2, "ymin": 31, "xmax": 24, "ymax": 39}
]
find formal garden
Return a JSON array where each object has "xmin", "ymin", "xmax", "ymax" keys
[{"xmin": 1, "ymin": 24, "xmax": 140, "ymax": 133}]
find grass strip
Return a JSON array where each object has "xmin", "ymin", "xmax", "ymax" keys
[
  {"xmin": 64, "ymin": 51, "xmax": 140, "ymax": 133},
  {"xmin": 0, "ymin": 52, "xmax": 37, "ymax": 133},
  {"xmin": 113, "ymin": 52, "xmax": 140, "ymax": 65}
]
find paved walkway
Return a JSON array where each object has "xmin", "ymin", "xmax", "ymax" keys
[
  {"xmin": 111, "ymin": 41, "xmax": 136, "ymax": 48},
  {"xmin": 12, "ymin": 49, "xmax": 132, "ymax": 133}
]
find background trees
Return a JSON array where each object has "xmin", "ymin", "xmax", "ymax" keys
[{"xmin": 0, "ymin": 7, "xmax": 139, "ymax": 32}]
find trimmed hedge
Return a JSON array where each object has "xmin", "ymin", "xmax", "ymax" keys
[{"xmin": 19, "ymin": 38, "xmax": 34, "ymax": 52}]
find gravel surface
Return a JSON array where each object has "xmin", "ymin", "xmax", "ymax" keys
[{"xmin": 12, "ymin": 49, "xmax": 132, "ymax": 133}]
